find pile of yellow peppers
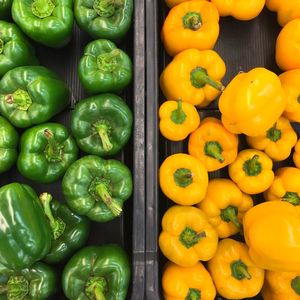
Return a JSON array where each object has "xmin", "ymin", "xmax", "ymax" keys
[{"xmin": 158, "ymin": 0, "xmax": 300, "ymax": 299}]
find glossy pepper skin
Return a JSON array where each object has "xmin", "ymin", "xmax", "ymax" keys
[
  {"xmin": 208, "ymin": 239, "xmax": 265, "ymax": 300},
  {"xmin": 197, "ymin": 179, "xmax": 253, "ymax": 238},
  {"xmin": 165, "ymin": 0, "xmax": 187, "ymax": 8},
  {"xmin": 293, "ymin": 140, "xmax": 300, "ymax": 168},
  {"xmin": 161, "ymin": 0, "xmax": 220, "ymax": 56},
  {"xmin": 219, "ymin": 68, "xmax": 286, "ymax": 137},
  {"xmin": 0, "ymin": 183, "xmax": 52, "ymax": 270},
  {"xmin": 159, "ymin": 153, "xmax": 208, "ymax": 205},
  {"xmin": 17, "ymin": 123, "xmax": 78, "ymax": 184},
  {"xmin": 62, "ymin": 155, "xmax": 132, "ymax": 222},
  {"xmin": 188, "ymin": 117, "xmax": 238, "ymax": 172},
  {"xmin": 74, "ymin": 0, "xmax": 133, "ymax": 43},
  {"xmin": 0, "ymin": 66, "xmax": 70, "ymax": 128},
  {"xmin": 162, "ymin": 261, "xmax": 216, "ymax": 300},
  {"xmin": 0, "ymin": 262, "xmax": 56, "ymax": 300},
  {"xmin": 12, "ymin": 0, "xmax": 74, "ymax": 48},
  {"xmin": 62, "ymin": 245, "xmax": 131, "ymax": 300},
  {"xmin": 159, "ymin": 100, "xmax": 200, "ymax": 141},
  {"xmin": 160, "ymin": 49, "xmax": 226, "ymax": 107},
  {"xmin": 159, "ymin": 205, "xmax": 218, "ymax": 267},
  {"xmin": 78, "ymin": 39, "xmax": 132, "ymax": 94},
  {"xmin": 0, "ymin": 21, "xmax": 39, "ymax": 77},
  {"xmin": 0, "ymin": 116, "xmax": 18, "ymax": 174},
  {"xmin": 0, "ymin": 0, "xmax": 12, "ymax": 19}
]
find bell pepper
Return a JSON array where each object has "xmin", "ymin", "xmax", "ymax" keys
[
  {"xmin": 159, "ymin": 205, "xmax": 218, "ymax": 267},
  {"xmin": 159, "ymin": 100, "xmax": 200, "ymax": 141},
  {"xmin": 162, "ymin": 261, "xmax": 216, "ymax": 300},
  {"xmin": 0, "ymin": 183, "xmax": 52, "ymax": 270},
  {"xmin": 188, "ymin": 117, "xmax": 238, "ymax": 172},
  {"xmin": 74, "ymin": 0, "xmax": 133, "ymax": 42},
  {"xmin": 243, "ymin": 201, "xmax": 300, "ymax": 272},
  {"xmin": 159, "ymin": 153, "xmax": 208, "ymax": 205},
  {"xmin": 197, "ymin": 178, "xmax": 253, "ymax": 238},
  {"xmin": 0, "ymin": 116, "xmax": 18, "ymax": 174},
  {"xmin": 0, "ymin": 0, "xmax": 12, "ymax": 19},
  {"xmin": 208, "ymin": 239, "xmax": 265, "ymax": 300},
  {"xmin": 0, "ymin": 66, "xmax": 70, "ymax": 128},
  {"xmin": 62, "ymin": 155, "xmax": 132, "ymax": 222},
  {"xmin": 78, "ymin": 39, "xmax": 132, "ymax": 94},
  {"xmin": 229, "ymin": 149, "xmax": 274, "ymax": 195},
  {"xmin": 160, "ymin": 49, "xmax": 226, "ymax": 107},
  {"xmin": 17, "ymin": 123, "xmax": 78, "ymax": 184},
  {"xmin": 165, "ymin": 0, "xmax": 188, "ymax": 8},
  {"xmin": 39, "ymin": 193, "xmax": 90, "ymax": 264},
  {"xmin": 293, "ymin": 139, "xmax": 300, "ymax": 169},
  {"xmin": 0, "ymin": 21, "xmax": 39, "ymax": 77},
  {"xmin": 62, "ymin": 245, "xmax": 130, "ymax": 300},
  {"xmin": 219, "ymin": 67, "xmax": 286, "ymax": 137},
  {"xmin": 12, "ymin": 0, "xmax": 74, "ymax": 48},
  {"xmin": 161, "ymin": 0, "xmax": 220, "ymax": 57},
  {"xmin": 0, "ymin": 262, "xmax": 56, "ymax": 300},
  {"xmin": 246, "ymin": 117, "xmax": 297, "ymax": 161}
]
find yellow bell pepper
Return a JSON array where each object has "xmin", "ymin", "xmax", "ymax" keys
[
  {"xmin": 293, "ymin": 140, "xmax": 300, "ymax": 169},
  {"xmin": 162, "ymin": 261, "xmax": 216, "ymax": 300},
  {"xmin": 159, "ymin": 153, "xmax": 208, "ymax": 205},
  {"xmin": 246, "ymin": 117, "xmax": 297, "ymax": 161},
  {"xmin": 188, "ymin": 117, "xmax": 238, "ymax": 172},
  {"xmin": 276, "ymin": 19, "xmax": 300, "ymax": 71},
  {"xmin": 229, "ymin": 149, "xmax": 274, "ymax": 195},
  {"xmin": 219, "ymin": 67, "xmax": 286, "ymax": 137},
  {"xmin": 243, "ymin": 201, "xmax": 300, "ymax": 272},
  {"xmin": 208, "ymin": 239, "xmax": 265, "ymax": 300},
  {"xmin": 211, "ymin": 0, "xmax": 265, "ymax": 21},
  {"xmin": 160, "ymin": 49, "xmax": 226, "ymax": 107},
  {"xmin": 197, "ymin": 178, "xmax": 253, "ymax": 238},
  {"xmin": 159, "ymin": 205, "xmax": 218, "ymax": 267},
  {"xmin": 159, "ymin": 100, "xmax": 200, "ymax": 141},
  {"xmin": 161, "ymin": 0, "xmax": 220, "ymax": 57},
  {"xmin": 165, "ymin": 0, "xmax": 188, "ymax": 8}
]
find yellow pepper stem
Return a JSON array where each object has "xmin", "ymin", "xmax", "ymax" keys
[
  {"xmin": 221, "ymin": 205, "xmax": 241, "ymax": 229},
  {"xmin": 179, "ymin": 227, "xmax": 206, "ymax": 249},
  {"xmin": 266, "ymin": 124, "xmax": 281, "ymax": 142},
  {"xmin": 242, "ymin": 155, "xmax": 262, "ymax": 177},
  {"xmin": 230, "ymin": 260, "xmax": 251, "ymax": 280},
  {"xmin": 291, "ymin": 276, "xmax": 300, "ymax": 295},
  {"xmin": 283, "ymin": 192, "xmax": 300, "ymax": 206},
  {"xmin": 182, "ymin": 12, "xmax": 202, "ymax": 30},
  {"xmin": 186, "ymin": 288, "xmax": 201, "ymax": 300},
  {"xmin": 173, "ymin": 168, "xmax": 193, "ymax": 188},
  {"xmin": 171, "ymin": 100, "xmax": 186, "ymax": 124},
  {"xmin": 204, "ymin": 141, "xmax": 225, "ymax": 163}
]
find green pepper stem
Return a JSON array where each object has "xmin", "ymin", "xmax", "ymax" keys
[
  {"xmin": 179, "ymin": 227, "xmax": 206, "ymax": 249},
  {"xmin": 93, "ymin": 0, "xmax": 123, "ymax": 17},
  {"xmin": 291, "ymin": 276, "xmax": 300, "ymax": 295},
  {"xmin": 171, "ymin": 100, "xmax": 187, "ymax": 124},
  {"xmin": 173, "ymin": 168, "xmax": 193, "ymax": 188},
  {"xmin": 94, "ymin": 121, "xmax": 113, "ymax": 152},
  {"xmin": 283, "ymin": 192, "xmax": 300, "ymax": 206},
  {"xmin": 266, "ymin": 123, "xmax": 281, "ymax": 142},
  {"xmin": 0, "ymin": 39, "xmax": 4, "ymax": 55},
  {"xmin": 97, "ymin": 49, "xmax": 120, "ymax": 72},
  {"xmin": 31, "ymin": 0, "xmax": 55, "ymax": 18},
  {"xmin": 221, "ymin": 205, "xmax": 241, "ymax": 228},
  {"xmin": 85, "ymin": 277, "xmax": 107, "ymax": 300},
  {"xmin": 5, "ymin": 89, "xmax": 32, "ymax": 111},
  {"xmin": 231, "ymin": 260, "xmax": 251, "ymax": 280},
  {"xmin": 186, "ymin": 288, "xmax": 201, "ymax": 300},
  {"xmin": 6, "ymin": 276, "xmax": 29, "ymax": 300},
  {"xmin": 94, "ymin": 288, "xmax": 106, "ymax": 300},
  {"xmin": 204, "ymin": 141, "xmax": 225, "ymax": 163},
  {"xmin": 43, "ymin": 129, "xmax": 63, "ymax": 163},
  {"xmin": 243, "ymin": 154, "xmax": 262, "ymax": 177},
  {"xmin": 183, "ymin": 12, "xmax": 202, "ymax": 30}
]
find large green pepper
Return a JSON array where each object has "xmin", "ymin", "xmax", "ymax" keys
[
  {"xmin": 74, "ymin": 0, "xmax": 133, "ymax": 42},
  {"xmin": 17, "ymin": 123, "xmax": 78, "ymax": 183},
  {"xmin": 0, "ymin": 66, "xmax": 70, "ymax": 128},
  {"xmin": 62, "ymin": 245, "xmax": 131, "ymax": 300},
  {"xmin": 11, "ymin": 0, "xmax": 74, "ymax": 48},
  {"xmin": 0, "ymin": 262, "xmax": 56, "ymax": 300},
  {"xmin": 0, "ymin": 21, "xmax": 38, "ymax": 77},
  {"xmin": 39, "ymin": 193, "xmax": 90, "ymax": 264},
  {"xmin": 71, "ymin": 94, "xmax": 133, "ymax": 157},
  {"xmin": 0, "ymin": 0, "xmax": 12, "ymax": 20},
  {"xmin": 0, "ymin": 116, "xmax": 18, "ymax": 174},
  {"xmin": 0, "ymin": 183, "xmax": 52, "ymax": 270},
  {"xmin": 62, "ymin": 155, "xmax": 132, "ymax": 222},
  {"xmin": 78, "ymin": 39, "xmax": 132, "ymax": 94}
]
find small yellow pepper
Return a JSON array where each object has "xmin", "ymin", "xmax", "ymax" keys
[
  {"xmin": 197, "ymin": 178, "xmax": 253, "ymax": 238},
  {"xmin": 293, "ymin": 140, "xmax": 300, "ymax": 169},
  {"xmin": 159, "ymin": 153, "xmax": 208, "ymax": 205},
  {"xmin": 246, "ymin": 117, "xmax": 297, "ymax": 161},
  {"xmin": 162, "ymin": 261, "xmax": 216, "ymax": 300},
  {"xmin": 159, "ymin": 100, "xmax": 200, "ymax": 141},
  {"xmin": 208, "ymin": 239, "xmax": 265, "ymax": 300},
  {"xmin": 219, "ymin": 68, "xmax": 286, "ymax": 137},
  {"xmin": 211, "ymin": 0, "xmax": 265, "ymax": 21},
  {"xmin": 160, "ymin": 49, "xmax": 226, "ymax": 107},
  {"xmin": 159, "ymin": 205, "xmax": 218, "ymax": 267},
  {"xmin": 161, "ymin": 0, "xmax": 220, "ymax": 57},
  {"xmin": 188, "ymin": 117, "xmax": 238, "ymax": 172},
  {"xmin": 165, "ymin": 0, "xmax": 188, "ymax": 8}
]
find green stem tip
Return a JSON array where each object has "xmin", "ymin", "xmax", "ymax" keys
[
  {"xmin": 96, "ymin": 49, "xmax": 120, "ymax": 72},
  {"xmin": 85, "ymin": 277, "xmax": 107, "ymax": 300},
  {"xmin": 266, "ymin": 123, "xmax": 281, "ymax": 142},
  {"xmin": 179, "ymin": 227, "xmax": 206, "ymax": 249},
  {"xmin": 5, "ymin": 89, "xmax": 32, "ymax": 111},
  {"xmin": 221, "ymin": 205, "xmax": 241, "ymax": 229},
  {"xmin": 186, "ymin": 288, "xmax": 201, "ymax": 300},
  {"xmin": 94, "ymin": 120, "xmax": 113, "ymax": 152},
  {"xmin": 190, "ymin": 67, "xmax": 224, "ymax": 91},
  {"xmin": 243, "ymin": 154, "xmax": 262, "ymax": 177},
  {"xmin": 43, "ymin": 129, "xmax": 63, "ymax": 163},
  {"xmin": 283, "ymin": 192, "xmax": 300, "ymax": 206},
  {"xmin": 204, "ymin": 141, "xmax": 225, "ymax": 163},
  {"xmin": 93, "ymin": 0, "xmax": 123, "ymax": 17},
  {"xmin": 173, "ymin": 168, "xmax": 193, "ymax": 188},
  {"xmin": 32, "ymin": 0, "xmax": 55, "ymax": 18},
  {"xmin": 231, "ymin": 260, "xmax": 251, "ymax": 280},
  {"xmin": 171, "ymin": 100, "xmax": 187, "ymax": 124},
  {"xmin": 183, "ymin": 12, "xmax": 202, "ymax": 30},
  {"xmin": 3, "ymin": 276, "xmax": 29, "ymax": 300}
]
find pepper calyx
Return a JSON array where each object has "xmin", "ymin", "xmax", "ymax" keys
[
  {"xmin": 171, "ymin": 100, "xmax": 187, "ymax": 124},
  {"xmin": 186, "ymin": 288, "xmax": 201, "ymax": 300},
  {"xmin": 243, "ymin": 154, "xmax": 262, "ymax": 177},
  {"xmin": 231, "ymin": 260, "xmax": 251, "ymax": 280},
  {"xmin": 204, "ymin": 141, "xmax": 225, "ymax": 163},
  {"xmin": 291, "ymin": 276, "xmax": 300, "ymax": 295},
  {"xmin": 5, "ymin": 89, "xmax": 32, "ymax": 111},
  {"xmin": 85, "ymin": 276, "xmax": 107, "ymax": 300},
  {"xmin": 283, "ymin": 192, "xmax": 300, "ymax": 206},
  {"xmin": 32, "ymin": 0, "xmax": 55, "ymax": 18},
  {"xmin": 43, "ymin": 129, "xmax": 64, "ymax": 163},
  {"xmin": 266, "ymin": 124, "xmax": 281, "ymax": 142},
  {"xmin": 179, "ymin": 227, "xmax": 206, "ymax": 249},
  {"xmin": 96, "ymin": 49, "xmax": 120, "ymax": 72},
  {"xmin": 190, "ymin": 67, "xmax": 224, "ymax": 91},
  {"xmin": 183, "ymin": 12, "xmax": 202, "ymax": 30},
  {"xmin": 174, "ymin": 168, "xmax": 193, "ymax": 188},
  {"xmin": 94, "ymin": 120, "xmax": 113, "ymax": 152},
  {"xmin": 221, "ymin": 205, "xmax": 241, "ymax": 228}
]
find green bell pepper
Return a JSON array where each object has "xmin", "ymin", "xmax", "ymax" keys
[
  {"xmin": 74, "ymin": 0, "xmax": 133, "ymax": 42},
  {"xmin": 12, "ymin": 0, "xmax": 74, "ymax": 48},
  {"xmin": 71, "ymin": 94, "xmax": 133, "ymax": 157},
  {"xmin": 39, "ymin": 193, "xmax": 90, "ymax": 264},
  {"xmin": 78, "ymin": 39, "xmax": 132, "ymax": 94},
  {"xmin": 0, "ymin": 21, "xmax": 39, "ymax": 77},
  {"xmin": 0, "ymin": 66, "xmax": 70, "ymax": 128},
  {"xmin": 0, "ymin": 183, "xmax": 52, "ymax": 270},
  {"xmin": 0, "ymin": 262, "xmax": 56, "ymax": 300},
  {"xmin": 0, "ymin": 116, "xmax": 18, "ymax": 174},
  {"xmin": 62, "ymin": 155, "xmax": 132, "ymax": 222},
  {"xmin": 0, "ymin": 0, "xmax": 12, "ymax": 20},
  {"xmin": 62, "ymin": 245, "xmax": 131, "ymax": 300},
  {"xmin": 17, "ymin": 122, "xmax": 79, "ymax": 183}
]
